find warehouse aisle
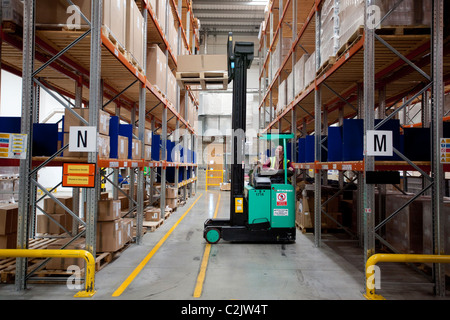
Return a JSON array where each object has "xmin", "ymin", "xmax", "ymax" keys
[{"xmin": 0, "ymin": 187, "xmax": 448, "ymax": 300}]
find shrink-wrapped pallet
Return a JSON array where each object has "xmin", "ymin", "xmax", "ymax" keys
[
  {"xmin": 294, "ymin": 54, "xmax": 309, "ymax": 96},
  {"xmin": 304, "ymin": 52, "xmax": 316, "ymax": 88},
  {"xmin": 320, "ymin": 0, "xmax": 340, "ymax": 69}
]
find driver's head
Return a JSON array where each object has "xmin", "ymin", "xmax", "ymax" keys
[{"xmin": 275, "ymin": 145, "xmax": 283, "ymax": 159}]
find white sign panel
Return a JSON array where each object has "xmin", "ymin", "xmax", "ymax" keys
[
  {"xmin": 366, "ymin": 130, "xmax": 393, "ymax": 156},
  {"xmin": 0, "ymin": 133, "xmax": 28, "ymax": 159},
  {"xmin": 69, "ymin": 127, "xmax": 97, "ymax": 152}
]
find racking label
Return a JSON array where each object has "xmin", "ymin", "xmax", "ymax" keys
[
  {"xmin": 441, "ymin": 138, "xmax": 450, "ymax": 163},
  {"xmin": 0, "ymin": 133, "xmax": 27, "ymax": 159},
  {"xmin": 62, "ymin": 163, "xmax": 96, "ymax": 188}
]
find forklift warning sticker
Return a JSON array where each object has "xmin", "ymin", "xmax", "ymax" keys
[{"xmin": 276, "ymin": 193, "xmax": 287, "ymax": 206}]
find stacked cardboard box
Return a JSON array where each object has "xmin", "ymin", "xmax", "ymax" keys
[
  {"xmin": 147, "ymin": 44, "xmax": 167, "ymax": 93},
  {"xmin": 165, "ymin": 186, "xmax": 178, "ymax": 209},
  {"xmin": 103, "ymin": 0, "xmax": 127, "ymax": 50},
  {"xmin": 134, "ymin": 127, "xmax": 152, "ymax": 161},
  {"xmin": 304, "ymin": 53, "xmax": 316, "ymax": 88},
  {"xmin": 156, "ymin": 0, "xmax": 167, "ymax": 34},
  {"xmin": 0, "ymin": 203, "xmax": 18, "ymax": 249},
  {"xmin": 96, "ymin": 199, "xmax": 124, "ymax": 252},
  {"xmin": 62, "ymin": 108, "xmax": 111, "ymax": 159},
  {"xmin": 126, "ymin": 0, "xmax": 145, "ymax": 70},
  {"xmin": 277, "ymin": 79, "xmax": 287, "ymax": 114},
  {"xmin": 37, "ymin": 196, "xmax": 74, "ymax": 235},
  {"xmin": 294, "ymin": 53, "xmax": 309, "ymax": 96},
  {"xmin": 320, "ymin": 0, "xmax": 340, "ymax": 69}
]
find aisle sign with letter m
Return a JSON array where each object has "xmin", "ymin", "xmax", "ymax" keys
[{"xmin": 366, "ymin": 130, "xmax": 393, "ymax": 156}]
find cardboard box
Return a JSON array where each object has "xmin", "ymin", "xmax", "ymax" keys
[
  {"xmin": 98, "ymin": 134, "xmax": 110, "ymax": 159},
  {"xmin": 126, "ymin": 0, "xmax": 145, "ymax": 68},
  {"xmin": 103, "ymin": 0, "xmax": 127, "ymax": 48},
  {"xmin": 145, "ymin": 207, "xmax": 161, "ymax": 222},
  {"xmin": 167, "ymin": 71, "xmax": 177, "ymax": 105},
  {"xmin": 97, "ymin": 199, "xmax": 121, "ymax": 222},
  {"xmin": 118, "ymin": 135, "xmax": 129, "ymax": 160},
  {"xmin": 63, "ymin": 108, "xmax": 89, "ymax": 132},
  {"xmin": 122, "ymin": 218, "xmax": 133, "ymax": 244},
  {"xmin": 156, "ymin": 0, "xmax": 166, "ymax": 34},
  {"xmin": 166, "ymin": 198, "xmax": 178, "ymax": 209},
  {"xmin": 177, "ymin": 55, "xmax": 227, "ymax": 73},
  {"xmin": 165, "ymin": 187, "xmax": 178, "ymax": 199},
  {"xmin": 144, "ymin": 145, "xmax": 152, "ymax": 161},
  {"xmin": 132, "ymin": 139, "xmax": 142, "ymax": 160},
  {"xmin": 0, "ymin": 203, "xmax": 18, "ymax": 235},
  {"xmin": 37, "ymin": 214, "xmax": 72, "ymax": 235},
  {"xmin": 0, "ymin": 233, "xmax": 16, "ymax": 249},
  {"xmin": 96, "ymin": 219, "xmax": 124, "ymax": 252},
  {"xmin": 98, "ymin": 109, "xmax": 111, "ymax": 135},
  {"xmin": 133, "ymin": 127, "xmax": 152, "ymax": 146},
  {"xmin": 45, "ymin": 238, "xmax": 86, "ymax": 270},
  {"xmin": 44, "ymin": 196, "xmax": 74, "ymax": 215},
  {"xmin": 35, "ymin": 0, "xmax": 91, "ymax": 27},
  {"xmin": 147, "ymin": 44, "xmax": 167, "ymax": 93},
  {"xmin": 118, "ymin": 195, "xmax": 129, "ymax": 211}
]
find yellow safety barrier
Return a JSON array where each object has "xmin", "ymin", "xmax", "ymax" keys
[
  {"xmin": 0, "ymin": 249, "xmax": 96, "ymax": 298},
  {"xmin": 365, "ymin": 253, "xmax": 450, "ymax": 300},
  {"xmin": 206, "ymin": 169, "xmax": 224, "ymax": 191}
]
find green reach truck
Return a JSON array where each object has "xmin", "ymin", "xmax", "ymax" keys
[{"xmin": 203, "ymin": 33, "xmax": 296, "ymax": 244}]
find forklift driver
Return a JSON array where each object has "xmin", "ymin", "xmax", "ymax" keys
[{"xmin": 262, "ymin": 145, "xmax": 294, "ymax": 171}]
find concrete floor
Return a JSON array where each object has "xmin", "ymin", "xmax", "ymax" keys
[{"xmin": 0, "ymin": 182, "xmax": 449, "ymax": 301}]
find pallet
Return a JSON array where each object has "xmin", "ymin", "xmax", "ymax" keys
[
  {"xmin": 101, "ymin": 25, "xmax": 126, "ymax": 54},
  {"xmin": 125, "ymin": 51, "xmax": 144, "ymax": 73},
  {"xmin": 316, "ymin": 56, "xmax": 336, "ymax": 76},
  {"xmin": 336, "ymin": 26, "xmax": 364, "ymax": 59},
  {"xmin": 143, "ymin": 219, "xmax": 164, "ymax": 232},
  {"xmin": 176, "ymin": 71, "xmax": 228, "ymax": 91}
]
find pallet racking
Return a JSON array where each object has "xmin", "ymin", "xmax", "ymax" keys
[
  {"xmin": 258, "ymin": 0, "xmax": 449, "ymax": 296},
  {"xmin": 0, "ymin": 0, "xmax": 200, "ymax": 290}
]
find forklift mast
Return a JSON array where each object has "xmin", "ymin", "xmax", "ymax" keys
[{"xmin": 227, "ymin": 33, "xmax": 254, "ymax": 226}]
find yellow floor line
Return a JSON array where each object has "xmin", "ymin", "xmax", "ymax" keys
[
  {"xmin": 112, "ymin": 193, "xmax": 204, "ymax": 297},
  {"xmin": 193, "ymin": 193, "xmax": 221, "ymax": 298}
]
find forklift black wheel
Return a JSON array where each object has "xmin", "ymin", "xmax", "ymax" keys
[{"xmin": 204, "ymin": 227, "xmax": 221, "ymax": 244}]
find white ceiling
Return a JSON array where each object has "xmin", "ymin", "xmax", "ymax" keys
[{"xmin": 193, "ymin": 0, "xmax": 267, "ymax": 35}]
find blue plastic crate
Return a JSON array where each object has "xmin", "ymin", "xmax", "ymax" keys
[
  {"xmin": 297, "ymin": 138, "xmax": 306, "ymax": 163},
  {"xmin": 327, "ymin": 126, "xmax": 343, "ymax": 162},
  {"xmin": 342, "ymin": 119, "xmax": 364, "ymax": 161},
  {"xmin": 151, "ymin": 134, "xmax": 161, "ymax": 161},
  {"xmin": 0, "ymin": 117, "xmax": 21, "ymax": 133},
  {"xmin": 32, "ymin": 123, "xmax": 58, "ymax": 156}
]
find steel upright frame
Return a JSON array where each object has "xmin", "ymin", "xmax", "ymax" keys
[
  {"xmin": 11, "ymin": 0, "xmax": 199, "ymax": 291},
  {"xmin": 258, "ymin": 0, "xmax": 448, "ymax": 296}
]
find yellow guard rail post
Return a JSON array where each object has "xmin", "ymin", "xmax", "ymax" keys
[
  {"xmin": 0, "ymin": 249, "xmax": 96, "ymax": 298},
  {"xmin": 365, "ymin": 253, "xmax": 450, "ymax": 300}
]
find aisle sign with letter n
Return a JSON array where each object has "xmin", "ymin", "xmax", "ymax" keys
[
  {"xmin": 69, "ymin": 127, "xmax": 97, "ymax": 152},
  {"xmin": 366, "ymin": 130, "xmax": 393, "ymax": 156}
]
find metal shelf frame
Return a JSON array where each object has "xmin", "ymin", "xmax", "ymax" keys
[
  {"xmin": 258, "ymin": 0, "xmax": 449, "ymax": 296},
  {"xmin": 3, "ymin": 0, "xmax": 199, "ymax": 291}
]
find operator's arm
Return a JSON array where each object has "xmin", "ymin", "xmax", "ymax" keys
[
  {"xmin": 262, "ymin": 158, "xmax": 271, "ymax": 169},
  {"xmin": 287, "ymin": 160, "xmax": 294, "ymax": 171}
]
